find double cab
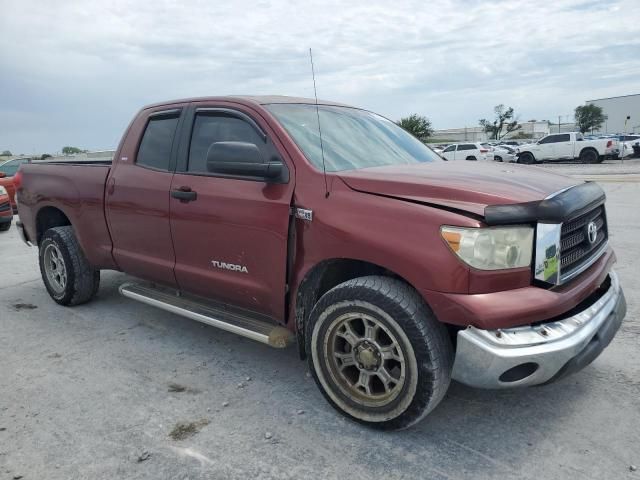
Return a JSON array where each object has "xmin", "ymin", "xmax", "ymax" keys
[{"xmin": 16, "ymin": 96, "xmax": 626, "ymax": 430}]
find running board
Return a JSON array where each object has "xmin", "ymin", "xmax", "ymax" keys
[{"xmin": 119, "ymin": 282, "xmax": 293, "ymax": 348}]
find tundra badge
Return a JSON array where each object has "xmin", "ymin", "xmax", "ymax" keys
[{"xmin": 211, "ymin": 260, "xmax": 248, "ymax": 274}]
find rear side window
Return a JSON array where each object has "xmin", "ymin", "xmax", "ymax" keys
[
  {"xmin": 137, "ymin": 114, "xmax": 180, "ymax": 171},
  {"xmin": 557, "ymin": 134, "xmax": 570, "ymax": 142},
  {"xmin": 458, "ymin": 144, "xmax": 475, "ymax": 151},
  {"xmin": 188, "ymin": 114, "xmax": 265, "ymax": 174}
]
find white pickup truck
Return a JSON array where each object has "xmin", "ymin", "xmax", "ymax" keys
[{"xmin": 516, "ymin": 132, "xmax": 619, "ymax": 164}]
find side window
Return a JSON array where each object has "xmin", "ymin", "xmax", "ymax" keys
[
  {"xmin": 558, "ymin": 134, "xmax": 570, "ymax": 142},
  {"xmin": 0, "ymin": 159, "xmax": 26, "ymax": 176},
  {"xmin": 188, "ymin": 114, "xmax": 265, "ymax": 174},
  {"xmin": 539, "ymin": 135, "xmax": 556, "ymax": 144},
  {"xmin": 136, "ymin": 114, "xmax": 180, "ymax": 171},
  {"xmin": 443, "ymin": 145, "xmax": 455, "ymax": 153},
  {"xmin": 458, "ymin": 144, "xmax": 474, "ymax": 151}
]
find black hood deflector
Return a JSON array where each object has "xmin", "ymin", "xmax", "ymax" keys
[{"xmin": 484, "ymin": 182, "xmax": 605, "ymax": 225}]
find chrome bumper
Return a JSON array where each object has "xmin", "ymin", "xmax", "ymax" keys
[{"xmin": 452, "ymin": 270, "xmax": 625, "ymax": 389}]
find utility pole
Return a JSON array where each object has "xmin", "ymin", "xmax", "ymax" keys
[{"xmin": 558, "ymin": 115, "xmax": 561, "ymax": 133}]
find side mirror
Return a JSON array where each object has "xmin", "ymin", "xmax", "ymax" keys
[
  {"xmin": 206, "ymin": 142, "xmax": 285, "ymax": 181},
  {"xmin": 0, "ymin": 172, "xmax": 5, "ymax": 178}
]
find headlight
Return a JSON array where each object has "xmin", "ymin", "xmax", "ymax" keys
[
  {"xmin": 441, "ymin": 226, "xmax": 534, "ymax": 270},
  {"xmin": 0, "ymin": 186, "xmax": 7, "ymax": 195}
]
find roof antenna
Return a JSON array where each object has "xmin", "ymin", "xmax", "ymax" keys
[{"xmin": 309, "ymin": 48, "xmax": 330, "ymax": 198}]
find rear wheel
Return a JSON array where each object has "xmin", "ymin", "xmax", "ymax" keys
[
  {"xmin": 465, "ymin": 156, "xmax": 477, "ymax": 161},
  {"xmin": 39, "ymin": 226, "xmax": 100, "ymax": 306},
  {"xmin": 580, "ymin": 149, "xmax": 599, "ymax": 164},
  {"xmin": 307, "ymin": 276, "xmax": 453, "ymax": 430},
  {"xmin": 0, "ymin": 221, "xmax": 10, "ymax": 232},
  {"xmin": 494, "ymin": 155, "xmax": 503, "ymax": 162}
]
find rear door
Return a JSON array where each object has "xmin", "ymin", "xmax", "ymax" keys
[
  {"xmin": 456, "ymin": 144, "xmax": 477, "ymax": 160},
  {"xmin": 169, "ymin": 104, "xmax": 294, "ymax": 320},
  {"xmin": 105, "ymin": 107, "xmax": 183, "ymax": 286},
  {"xmin": 554, "ymin": 133, "xmax": 573, "ymax": 159}
]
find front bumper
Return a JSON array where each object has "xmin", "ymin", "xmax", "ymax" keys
[{"xmin": 452, "ymin": 270, "xmax": 625, "ymax": 388}]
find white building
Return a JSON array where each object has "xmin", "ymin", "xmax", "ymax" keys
[
  {"xmin": 433, "ymin": 120, "xmax": 550, "ymax": 142},
  {"xmin": 586, "ymin": 94, "xmax": 640, "ymax": 134}
]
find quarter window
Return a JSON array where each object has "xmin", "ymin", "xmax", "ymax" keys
[
  {"xmin": 188, "ymin": 114, "xmax": 265, "ymax": 173},
  {"xmin": 136, "ymin": 114, "xmax": 180, "ymax": 171}
]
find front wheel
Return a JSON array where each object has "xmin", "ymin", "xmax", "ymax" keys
[
  {"xmin": 0, "ymin": 221, "xmax": 11, "ymax": 232},
  {"xmin": 39, "ymin": 226, "xmax": 100, "ymax": 306},
  {"xmin": 518, "ymin": 152, "xmax": 535, "ymax": 164},
  {"xmin": 307, "ymin": 276, "xmax": 453, "ymax": 430}
]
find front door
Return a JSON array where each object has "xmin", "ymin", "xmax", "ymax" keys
[{"xmin": 169, "ymin": 105, "xmax": 294, "ymax": 320}]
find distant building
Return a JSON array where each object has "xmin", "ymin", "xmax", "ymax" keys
[
  {"xmin": 433, "ymin": 120, "xmax": 550, "ymax": 143},
  {"xmin": 586, "ymin": 94, "xmax": 640, "ymax": 134}
]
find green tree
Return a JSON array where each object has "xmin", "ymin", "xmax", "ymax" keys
[
  {"xmin": 574, "ymin": 104, "xmax": 607, "ymax": 134},
  {"xmin": 479, "ymin": 105, "xmax": 521, "ymax": 140},
  {"xmin": 0, "ymin": 150, "xmax": 11, "ymax": 156},
  {"xmin": 397, "ymin": 114, "xmax": 433, "ymax": 143},
  {"xmin": 62, "ymin": 146, "xmax": 84, "ymax": 155}
]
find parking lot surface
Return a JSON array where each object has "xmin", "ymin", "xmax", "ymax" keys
[{"xmin": 1, "ymin": 177, "xmax": 638, "ymax": 480}]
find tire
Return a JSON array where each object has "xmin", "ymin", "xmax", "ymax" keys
[
  {"xmin": 580, "ymin": 149, "xmax": 599, "ymax": 164},
  {"xmin": 465, "ymin": 156, "xmax": 477, "ymax": 161},
  {"xmin": 39, "ymin": 226, "xmax": 100, "ymax": 306},
  {"xmin": 306, "ymin": 276, "xmax": 453, "ymax": 430},
  {"xmin": 494, "ymin": 155, "xmax": 503, "ymax": 162},
  {"xmin": 518, "ymin": 152, "xmax": 535, "ymax": 164},
  {"xmin": 0, "ymin": 221, "xmax": 10, "ymax": 232}
]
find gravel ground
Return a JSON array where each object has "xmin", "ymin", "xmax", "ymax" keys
[{"xmin": 1, "ymin": 179, "xmax": 639, "ymax": 480}]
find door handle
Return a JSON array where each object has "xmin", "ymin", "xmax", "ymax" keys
[{"xmin": 171, "ymin": 187, "xmax": 197, "ymax": 202}]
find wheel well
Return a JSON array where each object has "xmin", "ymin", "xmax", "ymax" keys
[
  {"xmin": 465, "ymin": 156, "xmax": 477, "ymax": 160},
  {"xmin": 36, "ymin": 207, "xmax": 71, "ymax": 244},
  {"xmin": 294, "ymin": 258, "xmax": 408, "ymax": 359}
]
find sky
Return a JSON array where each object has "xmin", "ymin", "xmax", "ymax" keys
[{"xmin": 1, "ymin": 0, "xmax": 639, "ymax": 154}]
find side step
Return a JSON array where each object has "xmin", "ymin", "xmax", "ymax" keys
[{"xmin": 119, "ymin": 282, "xmax": 293, "ymax": 348}]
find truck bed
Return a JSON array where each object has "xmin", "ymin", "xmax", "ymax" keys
[{"xmin": 17, "ymin": 161, "xmax": 117, "ymax": 269}]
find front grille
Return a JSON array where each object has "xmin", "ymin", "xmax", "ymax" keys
[
  {"xmin": 560, "ymin": 205, "xmax": 607, "ymax": 278},
  {"xmin": 0, "ymin": 201, "xmax": 11, "ymax": 213}
]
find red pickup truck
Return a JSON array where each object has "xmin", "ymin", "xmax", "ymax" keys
[{"xmin": 16, "ymin": 96, "xmax": 626, "ymax": 430}]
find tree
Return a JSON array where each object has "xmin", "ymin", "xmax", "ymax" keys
[
  {"xmin": 479, "ymin": 105, "xmax": 521, "ymax": 140},
  {"xmin": 0, "ymin": 150, "xmax": 11, "ymax": 156},
  {"xmin": 574, "ymin": 104, "xmax": 607, "ymax": 134},
  {"xmin": 40, "ymin": 154, "xmax": 52, "ymax": 160},
  {"xmin": 397, "ymin": 114, "xmax": 433, "ymax": 143},
  {"xmin": 62, "ymin": 146, "xmax": 84, "ymax": 155}
]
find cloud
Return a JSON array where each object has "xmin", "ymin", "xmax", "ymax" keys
[{"xmin": 1, "ymin": 0, "xmax": 638, "ymax": 152}]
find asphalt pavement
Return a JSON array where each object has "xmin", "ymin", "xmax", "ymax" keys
[{"xmin": 0, "ymin": 172, "xmax": 638, "ymax": 480}]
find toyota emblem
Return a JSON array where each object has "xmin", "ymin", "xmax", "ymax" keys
[{"xmin": 587, "ymin": 221, "xmax": 598, "ymax": 244}]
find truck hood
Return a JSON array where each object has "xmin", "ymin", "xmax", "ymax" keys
[{"xmin": 337, "ymin": 162, "xmax": 580, "ymax": 218}]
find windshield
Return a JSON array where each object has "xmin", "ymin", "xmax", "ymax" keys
[{"xmin": 266, "ymin": 104, "xmax": 441, "ymax": 172}]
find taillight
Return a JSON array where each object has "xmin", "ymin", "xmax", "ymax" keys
[
  {"xmin": 606, "ymin": 140, "xmax": 612, "ymax": 148},
  {"xmin": 13, "ymin": 169, "xmax": 23, "ymax": 190},
  {"xmin": 480, "ymin": 149, "xmax": 489, "ymax": 153}
]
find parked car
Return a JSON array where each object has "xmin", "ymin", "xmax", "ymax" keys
[
  {"xmin": 0, "ymin": 157, "xmax": 30, "ymax": 213},
  {"xmin": 516, "ymin": 132, "xmax": 619, "ymax": 164},
  {"xmin": 441, "ymin": 142, "xmax": 493, "ymax": 161},
  {"xmin": 0, "ymin": 185, "xmax": 12, "ymax": 231},
  {"xmin": 492, "ymin": 145, "xmax": 517, "ymax": 163},
  {"xmin": 16, "ymin": 96, "xmax": 626, "ymax": 430},
  {"xmin": 618, "ymin": 135, "xmax": 640, "ymax": 158}
]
